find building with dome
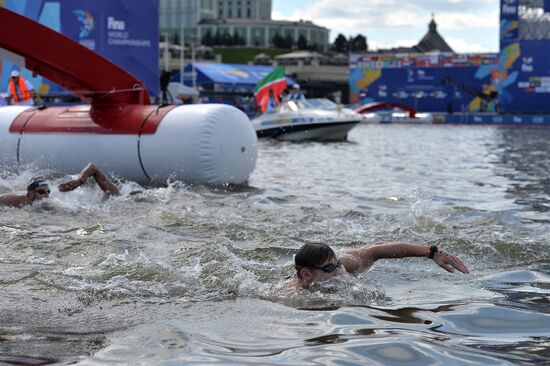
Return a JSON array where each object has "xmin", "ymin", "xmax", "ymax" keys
[{"xmin": 373, "ymin": 15, "xmax": 454, "ymax": 54}]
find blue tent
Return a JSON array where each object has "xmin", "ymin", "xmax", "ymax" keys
[{"xmin": 171, "ymin": 63, "xmax": 293, "ymax": 94}]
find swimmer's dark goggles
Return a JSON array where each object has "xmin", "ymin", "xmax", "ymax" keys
[{"xmin": 296, "ymin": 260, "xmax": 342, "ymax": 273}]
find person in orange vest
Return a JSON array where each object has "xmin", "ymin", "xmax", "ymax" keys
[{"xmin": 6, "ymin": 70, "xmax": 35, "ymax": 106}]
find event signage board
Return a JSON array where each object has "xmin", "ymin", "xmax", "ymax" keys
[
  {"xmin": 349, "ymin": 1, "xmax": 550, "ymax": 114},
  {"xmin": 498, "ymin": 0, "xmax": 550, "ymax": 112},
  {"xmin": 499, "ymin": 40, "xmax": 550, "ymax": 112},
  {"xmin": 59, "ymin": 0, "xmax": 158, "ymax": 96},
  {"xmin": 349, "ymin": 54, "xmax": 498, "ymax": 113}
]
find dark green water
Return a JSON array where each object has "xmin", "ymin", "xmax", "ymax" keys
[{"xmin": 1, "ymin": 124, "xmax": 549, "ymax": 365}]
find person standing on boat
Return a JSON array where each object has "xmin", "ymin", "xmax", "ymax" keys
[
  {"xmin": 263, "ymin": 88, "xmax": 279, "ymax": 114},
  {"xmin": 286, "ymin": 84, "xmax": 306, "ymax": 102},
  {"xmin": 279, "ymin": 89, "xmax": 288, "ymax": 104},
  {"xmin": 284, "ymin": 242, "xmax": 469, "ymax": 290},
  {"xmin": 5, "ymin": 70, "xmax": 35, "ymax": 106}
]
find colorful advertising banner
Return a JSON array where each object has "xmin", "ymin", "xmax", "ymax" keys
[
  {"xmin": 350, "ymin": 1, "xmax": 550, "ymax": 114},
  {"xmin": 1, "ymin": 0, "xmax": 159, "ymax": 97},
  {"xmin": 350, "ymin": 53, "xmax": 497, "ymax": 69},
  {"xmin": 497, "ymin": 0, "xmax": 550, "ymax": 112},
  {"xmin": 349, "ymin": 54, "xmax": 500, "ymax": 113},
  {"xmin": 499, "ymin": 40, "xmax": 550, "ymax": 112},
  {"xmin": 349, "ymin": 64, "xmax": 497, "ymax": 113}
]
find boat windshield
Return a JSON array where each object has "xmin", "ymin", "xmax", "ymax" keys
[
  {"xmin": 277, "ymin": 98, "xmax": 340, "ymax": 113},
  {"xmin": 278, "ymin": 100, "xmax": 312, "ymax": 112},
  {"xmin": 306, "ymin": 98, "xmax": 339, "ymax": 109},
  {"xmin": 279, "ymin": 98, "xmax": 339, "ymax": 113}
]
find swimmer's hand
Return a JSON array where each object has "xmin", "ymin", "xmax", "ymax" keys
[
  {"xmin": 433, "ymin": 251, "xmax": 469, "ymax": 274},
  {"xmin": 58, "ymin": 178, "xmax": 83, "ymax": 192}
]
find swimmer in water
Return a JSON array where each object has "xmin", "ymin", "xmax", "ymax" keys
[
  {"xmin": 284, "ymin": 242, "xmax": 469, "ymax": 290},
  {"xmin": 0, "ymin": 162, "xmax": 120, "ymax": 207}
]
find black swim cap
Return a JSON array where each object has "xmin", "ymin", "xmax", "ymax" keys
[
  {"xmin": 27, "ymin": 178, "xmax": 48, "ymax": 192},
  {"xmin": 295, "ymin": 243, "xmax": 335, "ymax": 269}
]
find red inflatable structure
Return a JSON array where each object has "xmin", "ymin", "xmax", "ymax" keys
[
  {"xmin": 0, "ymin": 7, "xmax": 257, "ymax": 184},
  {"xmin": 0, "ymin": 7, "xmax": 156, "ymax": 132},
  {"xmin": 355, "ymin": 102, "xmax": 417, "ymax": 118}
]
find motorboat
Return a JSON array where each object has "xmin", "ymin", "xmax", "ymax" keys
[
  {"xmin": 252, "ymin": 98, "xmax": 361, "ymax": 141},
  {"xmin": 362, "ymin": 111, "xmax": 433, "ymax": 124},
  {"xmin": 356, "ymin": 102, "xmax": 432, "ymax": 125}
]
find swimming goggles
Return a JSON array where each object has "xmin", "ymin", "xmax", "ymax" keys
[{"xmin": 297, "ymin": 260, "xmax": 342, "ymax": 273}]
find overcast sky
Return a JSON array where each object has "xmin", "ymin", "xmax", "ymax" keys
[{"xmin": 272, "ymin": 0, "xmax": 500, "ymax": 53}]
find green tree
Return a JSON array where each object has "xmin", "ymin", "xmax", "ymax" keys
[
  {"xmin": 351, "ymin": 34, "xmax": 368, "ymax": 52},
  {"xmin": 283, "ymin": 34, "xmax": 293, "ymax": 49},
  {"xmin": 213, "ymin": 30, "xmax": 222, "ymax": 46},
  {"xmin": 232, "ymin": 32, "xmax": 240, "ymax": 46},
  {"xmin": 272, "ymin": 33, "xmax": 284, "ymax": 48},
  {"xmin": 222, "ymin": 31, "xmax": 233, "ymax": 46},
  {"xmin": 332, "ymin": 33, "xmax": 349, "ymax": 53},
  {"xmin": 202, "ymin": 30, "xmax": 213, "ymax": 46},
  {"xmin": 238, "ymin": 34, "xmax": 246, "ymax": 46},
  {"xmin": 172, "ymin": 32, "xmax": 180, "ymax": 45},
  {"xmin": 297, "ymin": 35, "xmax": 308, "ymax": 50}
]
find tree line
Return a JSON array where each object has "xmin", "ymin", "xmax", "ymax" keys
[
  {"xmin": 161, "ymin": 31, "xmax": 368, "ymax": 52},
  {"xmin": 202, "ymin": 30, "xmax": 247, "ymax": 46},
  {"xmin": 331, "ymin": 34, "xmax": 368, "ymax": 53}
]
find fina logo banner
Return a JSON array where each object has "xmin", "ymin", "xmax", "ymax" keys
[
  {"xmin": 501, "ymin": 0, "xmax": 518, "ymax": 18},
  {"xmin": 74, "ymin": 10, "xmax": 95, "ymax": 38},
  {"xmin": 500, "ymin": 0, "xmax": 519, "ymax": 42},
  {"xmin": 73, "ymin": 9, "xmax": 96, "ymax": 50},
  {"xmin": 106, "ymin": 15, "xmax": 152, "ymax": 47},
  {"xmin": 69, "ymin": 8, "xmax": 151, "ymax": 50},
  {"xmin": 60, "ymin": 0, "xmax": 159, "ymax": 95}
]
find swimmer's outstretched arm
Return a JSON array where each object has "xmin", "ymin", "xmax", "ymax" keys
[
  {"xmin": 58, "ymin": 162, "xmax": 120, "ymax": 197},
  {"xmin": 0, "ymin": 193, "xmax": 28, "ymax": 207},
  {"xmin": 340, "ymin": 242, "xmax": 469, "ymax": 275}
]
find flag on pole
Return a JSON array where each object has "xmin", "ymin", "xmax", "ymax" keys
[{"xmin": 254, "ymin": 65, "xmax": 287, "ymax": 112}]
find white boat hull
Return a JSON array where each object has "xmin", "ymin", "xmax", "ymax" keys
[
  {"xmin": 256, "ymin": 121, "xmax": 359, "ymax": 141},
  {"xmin": 362, "ymin": 112, "xmax": 433, "ymax": 124},
  {"xmin": 252, "ymin": 99, "xmax": 362, "ymax": 142}
]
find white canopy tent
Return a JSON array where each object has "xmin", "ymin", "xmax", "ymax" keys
[{"xmin": 167, "ymin": 82, "xmax": 199, "ymax": 104}]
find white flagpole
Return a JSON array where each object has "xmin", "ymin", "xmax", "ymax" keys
[{"xmin": 180, "ymin": 10, "xmax": 185, "ymax": 83}]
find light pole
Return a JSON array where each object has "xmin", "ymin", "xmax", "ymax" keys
[
  {"xmin": 163, "ymin": 32, "xmax": 170, "ymax": 72},
  {"xmin": 184, "ymin": 22, "xmax": 189, "ymax": 84},
  {"xmin": 191, "ymin": 35, "xmax": 197, "ymax": 89}
]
